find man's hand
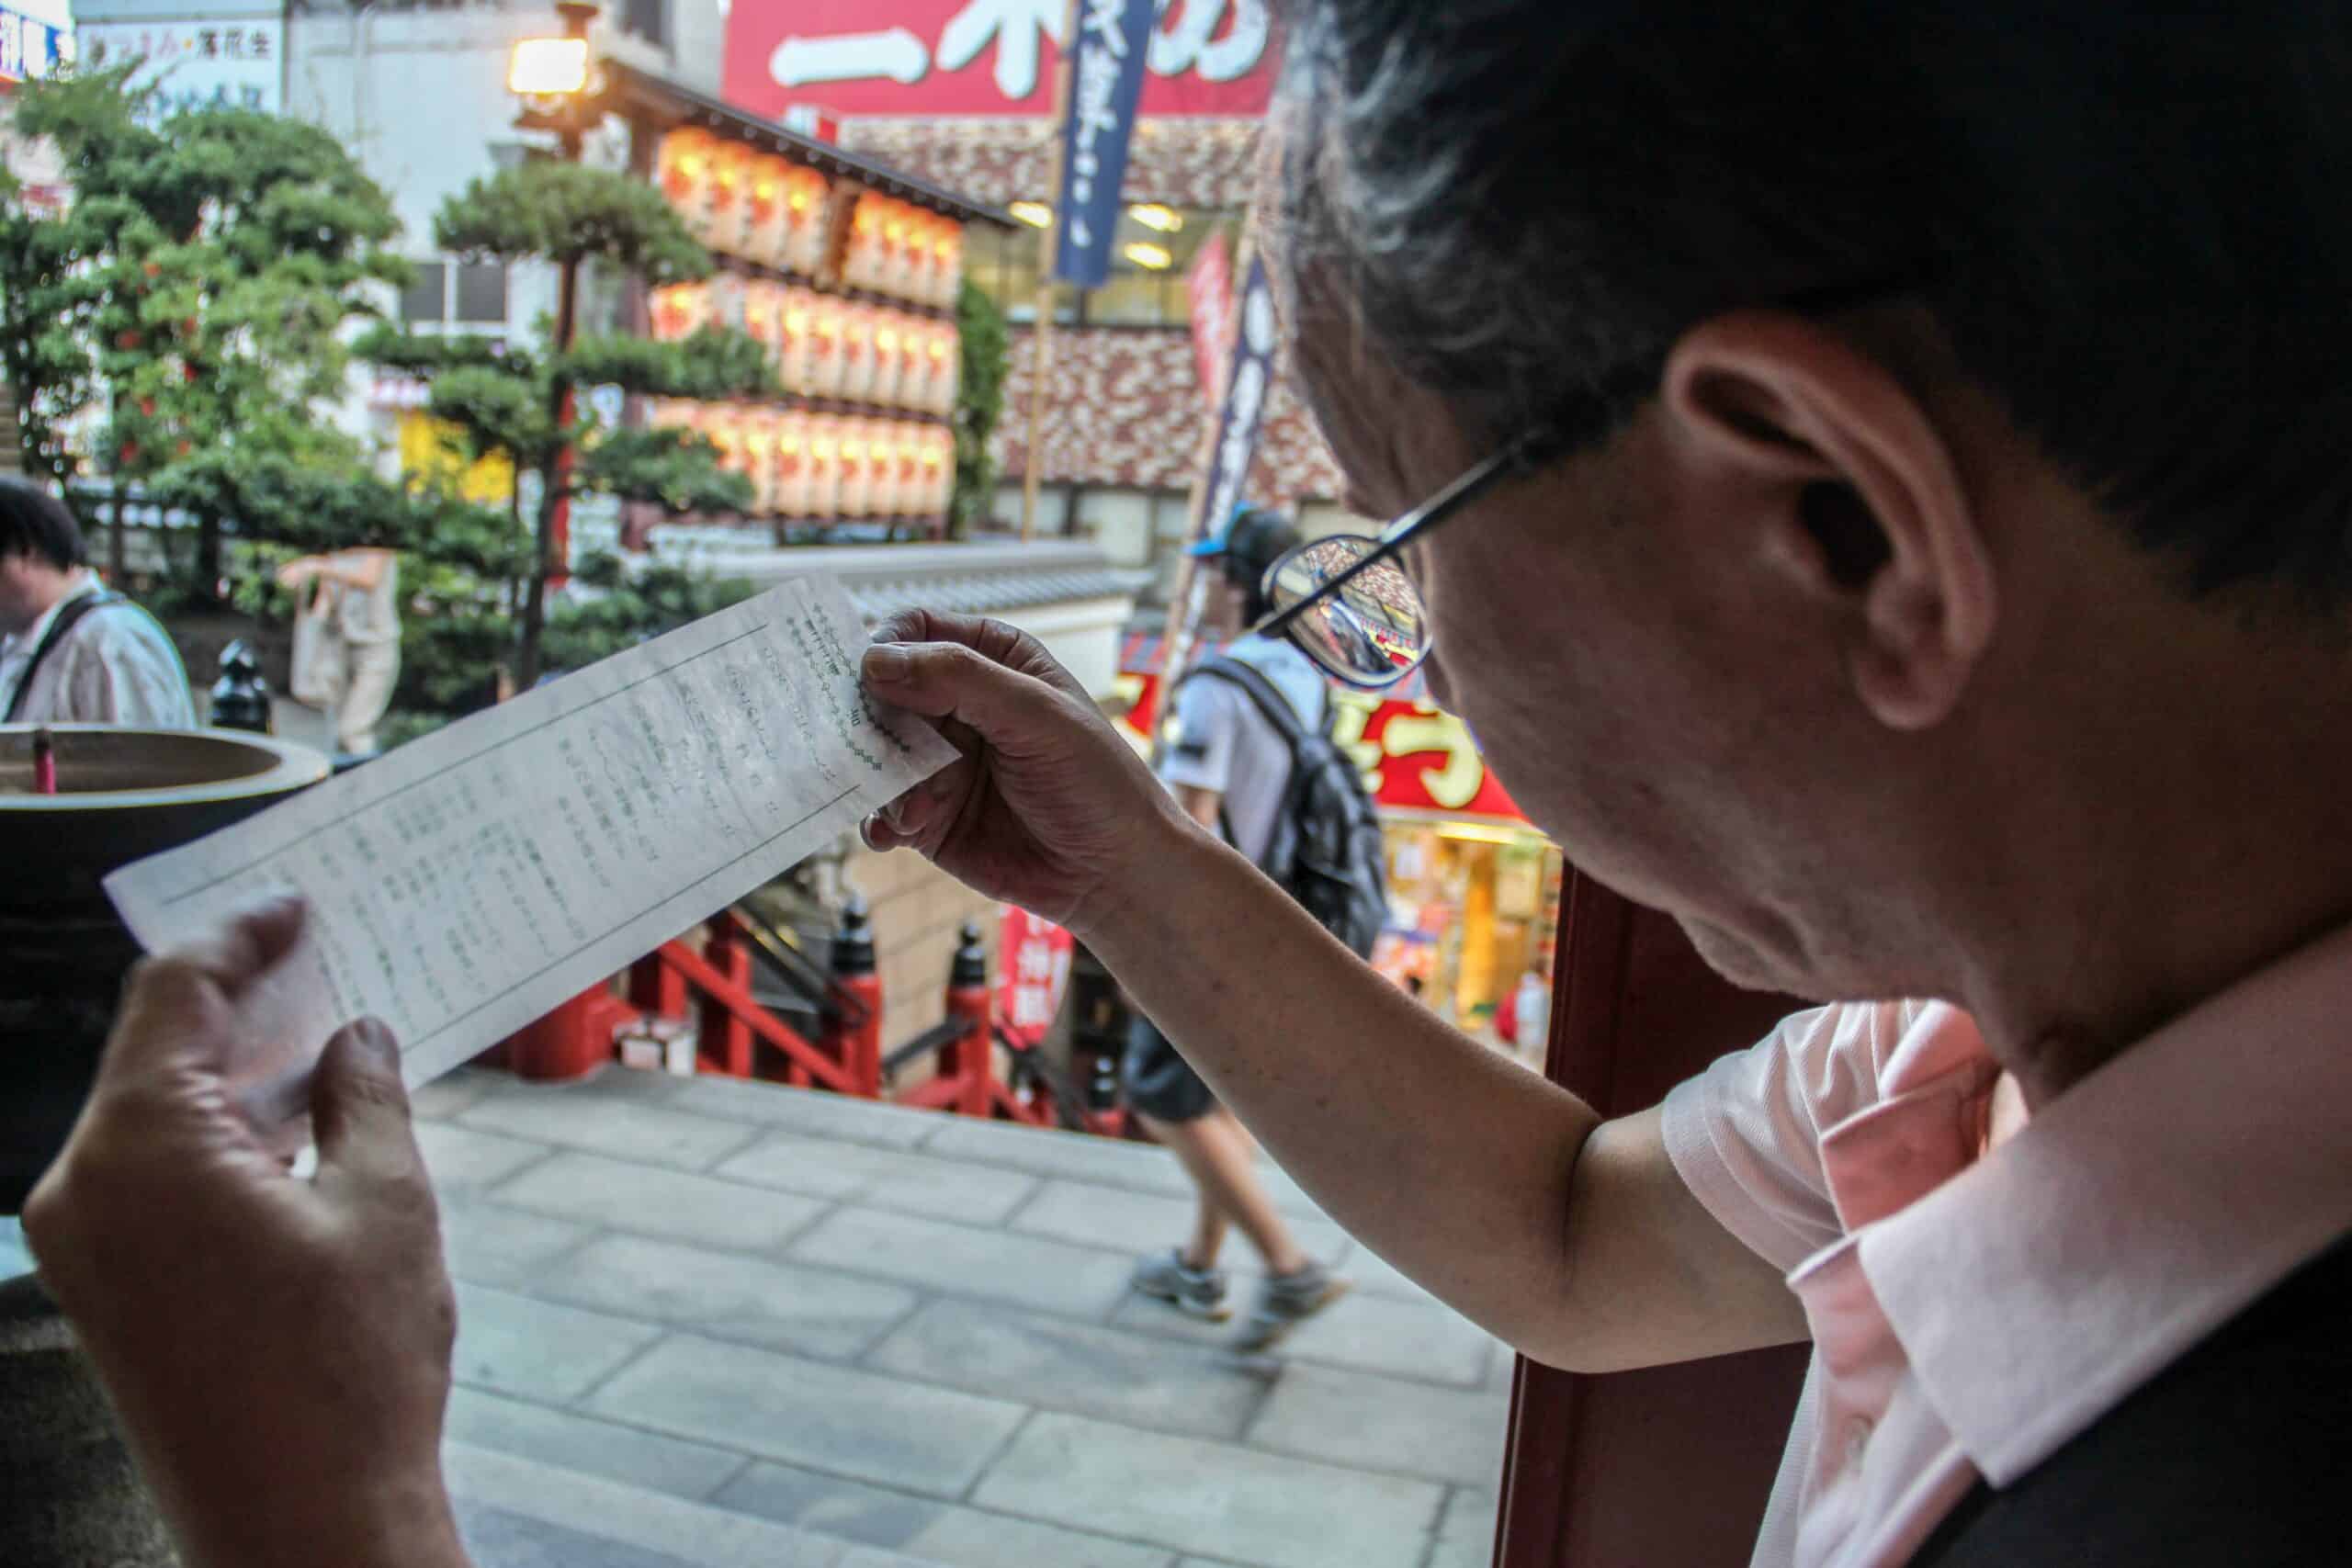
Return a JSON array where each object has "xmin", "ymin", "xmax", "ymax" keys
[
  {"xmin": 861, "ymin": 609, "xmax": 1201, "ymax": 935},
  {"xmin": 23, "ymin": 897, "xmax": 470, "ymax": 1568}
]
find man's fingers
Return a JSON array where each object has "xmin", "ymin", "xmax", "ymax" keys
[
  {"xmin": 311, "ymin": 1018, "xmax": 424, "ymax": 1185},
  {"xmin": 869, "ymin": 612, "xmax": 1091, "ymax": 705},
  {"xmin": 863, "ymin": 637, "xmax": 1077, "ymax": 737},
  {"xmin": 101, "ymin": 895, "xmax": 310, "ymax": 1075},
  {"xmin": 171, "ymin": 893, "xmax": 309, "ymax": 996}
]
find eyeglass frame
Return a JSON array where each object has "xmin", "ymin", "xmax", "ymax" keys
[{"xmin": 1250, "ymin": 425, "xmax": 1564, "ymax": 689}]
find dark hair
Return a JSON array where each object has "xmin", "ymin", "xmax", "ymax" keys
[
  {"xmin": 0, "ymin": 476, "xmax": 87, "ymax": 571},
  {"xmin": 1276, "ymin": 3, "xmax": 2352, "ymax": 605},
  {"xmin": 1223, "ymin": 507, "xmax": 1304, "ymax": 624}
]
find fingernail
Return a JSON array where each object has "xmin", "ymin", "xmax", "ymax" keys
[{"xmin": 864, "ymin": 645, "xmax": 911, "ymax": 682}]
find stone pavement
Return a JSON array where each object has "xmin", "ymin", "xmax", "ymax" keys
[{"xmin": 415, "ymin": 1066, "xmax": 1516, "ymax": 1568}]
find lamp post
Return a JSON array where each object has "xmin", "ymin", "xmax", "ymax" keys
[{"xmin": 505, "ymin": 0, "xmax": 601, "ymax": 635}]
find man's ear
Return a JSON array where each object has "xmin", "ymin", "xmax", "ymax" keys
[{"xmin": 1660, "ymin": 310, "xmax": 1996, "ymax": 731}]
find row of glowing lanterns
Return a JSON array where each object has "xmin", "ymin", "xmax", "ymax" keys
[
  {"xmin": 1008, "ymin": 198, "xmax": 1183, "ymax": 272},
  {"xmin": 647, "ymin": 403, "xmax": 955, "ymax": 523},
  {"xmin": 648, "ymin": 278, "xmax": 960, "ymax": 417},
  {"xmin": 657, "ymin": 127, "xmax": 965, "ymax": 310}
]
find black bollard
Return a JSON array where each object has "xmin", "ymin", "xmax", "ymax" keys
[{"xmin": 209, "ymin": 638, "xmax": 271, "ymax": 733}]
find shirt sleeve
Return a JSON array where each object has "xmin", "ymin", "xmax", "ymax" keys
[
  {"xmin": 1659, "ymin": 998, "xmax": 1921, "ymax": 1274},
  {"xmin": 61, "ymin": 611, "xmax": 198, "ymax": 728},
  {"xmin": 1158, "ymin": 676, "xmax": 1238, "ymax": 796}
]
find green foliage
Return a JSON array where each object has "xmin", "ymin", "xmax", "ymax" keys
[
  {"xmin": 577, "ymin": 425, "xmax": 754, "ymax": 514},
  {"xmin": 436, "ymin": 161, "xmax": 711, "ymax": 284},
  {"xmin": 556, "ymin": 325, "xmax": 779, "ymax": 402},
  {"xmin": 539, "ymin": 552, "xmax": 760, "ymax": 675},
  {"xmin": 952, "ymin": 276, "xmax": 1010, "ymax": 538}
]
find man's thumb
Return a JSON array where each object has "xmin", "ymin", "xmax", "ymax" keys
[
  {"xmin": 863, "ymin": 639, "xmax": 1061, "ymax": 734},
  {"xmin": 311, "ymin": 1017, "xmax": 422, "ymax": 1184}
]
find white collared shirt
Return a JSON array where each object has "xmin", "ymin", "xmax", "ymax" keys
[
  {"xmin": 1661, "ymin": 943, "xmax": 2352, "ymax": 1567},
  {"xmin": 0, "ymin": 574, "xmax": 196, "ymax": 728}
]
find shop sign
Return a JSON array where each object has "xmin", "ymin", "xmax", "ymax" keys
[
  {"xmin": 1052, "ymin": 0, "xmax": 1155, "ymax": 289},
  {"xmin": 998, "ymin": 906, "xmax": 1074, "ymax": 1048},
  {"xmin": 77, "ymin": 19, "xmax": 282, "ymax": 118},
  {"xmin": 1114, "ymin": 664, "xmax": 1530, "ymax": 824},
  {"xmin": 0, "ymin": 6, "xmax": 70, "ymax": 85},
  {"xmin": 726, "ymin": 0, "xmax": 1276, "ymax": 120}
]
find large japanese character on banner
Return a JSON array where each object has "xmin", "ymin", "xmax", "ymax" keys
[{"xmin": 998, "ymin": 906, "xmax": 1076, "ymax": 1049}]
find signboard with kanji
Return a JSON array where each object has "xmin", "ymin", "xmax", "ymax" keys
[
  {"xmin": 998, "ymin": 906, "xmax": 1075, "ymax": 1049},
  {"xmin": 724, "ymin": 0, "xmax": 1277, "ymax": 120},
  {"xmin": 78, "ymin": 18, "xmax": 281, "ymax": 118}
]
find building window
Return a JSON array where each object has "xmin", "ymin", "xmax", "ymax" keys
[
  {"xmin": 619, "ymin": 0, "xmax": 668, "ymax": 48},
  {"xmin": 402, "ymin": 258, "xmax": 509, "ymax": 331},
  {"xmin": 967, "ymin": 207, "xmax": 1238, "ymax": 328}
]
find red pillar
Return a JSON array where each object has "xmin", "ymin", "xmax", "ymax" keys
[{"xmin": 504, "ymin": 986, "xmax": 619, "ymax": 1081}]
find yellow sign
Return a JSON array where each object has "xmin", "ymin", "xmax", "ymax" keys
[{"xmin": 398, "ymin": 412, "xmax": 514, "ymax": 505}]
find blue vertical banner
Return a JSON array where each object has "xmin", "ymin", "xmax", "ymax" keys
[{"xmin": 1051, "ymin": 0, "xmax": 1156, "ymax": 288}]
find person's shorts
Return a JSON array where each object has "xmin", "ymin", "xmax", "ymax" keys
[{"xmin": 1122, "ymin": 1012, "xmax": 1217, "ymax": 1122}]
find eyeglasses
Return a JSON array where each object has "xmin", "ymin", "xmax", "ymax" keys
[{"xmin": 1253, "ymin": 428, "xmax": 1561, "ymax": 689}]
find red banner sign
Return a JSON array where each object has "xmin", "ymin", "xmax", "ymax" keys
[
  {"xmin": 998, "ymin": 906, "xmax": 1076, "ymax": 1049},
  {"xmin": 723, "ymin": 0, "xmax": 1279, "ymax": 120},
  {"xmin": 1113, "ymin": 667, "xmax": 1529, "ymax": 824},
  {"xmin": 1185, "ymin": 230, "xmax": 1235, "ymax": 405}
]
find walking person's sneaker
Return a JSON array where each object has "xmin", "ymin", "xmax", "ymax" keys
[
  {"xmin": 1131, "ymin": 1248, "xmax": 1234, "ymax": 1321},
  {"xmin": 1234, "ymin": 1261, "xmax": 1351, "ymax": 1354}
]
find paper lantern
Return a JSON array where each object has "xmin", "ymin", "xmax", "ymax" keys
[
  {"xmin": 648, "ymin": 281, "xmax": 710, "ymax": 343},
  {"xmin": 808, "ymin": 294, "xmax": 845, "ymax": 399},
  {"xmin": 839, "ymin": 303, "xmax": 876, "ymax": 404},
  {"xmin": 656, "ymin": 129, "xmax": 724, "ymax": 250},
  {"xmin": 701, "ymin": 404, "xmax": 747, "ymax": 493},
  {"xmin": 931, "ymin": 321, "xmax": 961, "ymax": 415},
  {"xmin": 834, "ymin": 417, "xmax": 872, "ymax": 517},
  {"xmin": 893, "ymin": 423, "xmax": 926, "ymax": 517},
  {"xmin": 870, "ymin": 314, "xmax": 904, "ymax": 409},
  {"xmin": 779, "ymin": 288, "xmax": 816, "ymax": 395},
  {"xmin": 923, "ymin": 425, "xmax": 955, "ymax": 517},
  {"xmin": 741, "ymin": 152, "xmax": 791, "ymax": 266},
  {"xmin": 775, "ymin": 410, "xmax": 811, "ymax": 518},
  {"xmin": 707, "ymin": 141, "xmax": 749, "ymax": 258},
  {"xmin": 739, "ymin": 281, "xmax": 785, "ymax": 375},
  {"xmin": 783, "ymin": 167, "xmax": 831, "ymax": 276},
  {"xmin": 740, "ymin": 408, "xmax": 780, "ymax": 515},
  {"xmin": 804, "ymin": 416, "xmax": 841, "ymax": 520},
  {"xmin": 932, "ymin": 221, "xmax": 965, "ymax": 309},
  {"xmin": 706, "ymin": 272, "xmax": 747, "ymax": 333},
  {"xmin": 844, "ymin": 194, "xmax": 889, "ymax": 292}
]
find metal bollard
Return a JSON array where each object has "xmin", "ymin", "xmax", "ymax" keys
[
  {"xmin": 829, "ymin": 894, "xmax": 884, "ymax": 1097},
  {"xmin": 208, "ymin": 639, "xmax": 271, "ymax": 733},
  {"xmin": 943, "ymin": 919, "xmax": 992, "ymax": 1118}
]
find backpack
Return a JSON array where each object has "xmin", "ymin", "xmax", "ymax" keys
[{"xmin": 1179, "ymin": 656, "xmax": 1390, "ymax": 958}]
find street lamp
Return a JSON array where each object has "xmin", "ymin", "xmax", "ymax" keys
[{"xmin": 503, "ymin": 0, "xmax": 602, "ymax": 597}]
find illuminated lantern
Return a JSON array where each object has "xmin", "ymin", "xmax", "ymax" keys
[
  {"xmin": 648, "ymin": 281, "xmax": 708, "ymax": 343},
  {"xmin": 701, "ymin": 404, "xmax": 746, "ymax": 484},
  {"xmin": 808, "ymin": 293, "xmax": 845, "ymax": 399},
  {"xmin": 901, "ymin": 211, "xmax": 936, "ymax": 307},
  {"xmin": 931, "ymin": 424, "xmax": 957, "ymax": 516},
  {"xmin": 740, "ymin": 152, "xmax": 791, "ymax": 265},
  {"xmin": 882, "ymin": 201, "xmax": 918, "ymax": 298},
  {"xmin": 774, "ymin": 410, "xmax": 811, "ymax": 517},
  {"xmin": 804, "ymin": 415, "xmax": 840, "ymax": 520},
  {"xmin": 932, "ymin": 221, "xmax": 965, "ymax": 309},
  {"xmin": 834, "ymin": 417, "xmax": 871, "ymax": 517},
  {"xmin": 783, "ymin": 166, "xmax": 831, "ymax": 276},
  {"xmin": 706, "ymin": 272, "xmax": 747, "ymax": 333},
  {"xmin": 869, "ymin": 313, "xmax": 904, "ymax": 409},
  {"xmin": 839, "ymin": 304, "xmax": 876, "ymax": 403},
  {"xmin": 707, "ymin": 141, "xmax": 750, "ymax": 258},
  {"xmin": 656, "ymin": 129, "xmax": 723, "ymax": 249},
  {"xmin": 865, "ymin": 419, "xmax": 900, "ymax": 517},
  {"xmin": 740, "ymin": 408, "xmax": 779, "ymax": 515},
  {"xmin": 740, "ymin": 281, "xmax": 785, "ymax": 373},
  {"xmin": 778, "ymin": 288, "xmax": 816, "ymax": 394},
  {"xmin": 843, "ymin": 194, "xmax": 888, "ymax": 292},
  {"xmin": 931, "ymin": 321, "xmax": 961, "ymax": 415},
  {"xmin": 892, "ymin": 423, "xmax": 925, "ymax": 517}
]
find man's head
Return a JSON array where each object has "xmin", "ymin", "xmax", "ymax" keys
[
  {"xmin": 1268, "ymin": 4, "xmax": 2352, "ymax": 1021},
  {"xmin": 0, "ymin": 477, "xmax": 88, "ymax": 636},
  {"xmin": 1191, "ymin": 506, "xmax": 1305, "ymax": 631}
]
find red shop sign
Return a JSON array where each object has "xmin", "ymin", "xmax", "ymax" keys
[
  {"xmin": 998, "ymin": 906, "xmax": 1075, "ymax": 1049},
  {"xmin": 1114, "ymin": 668, "xmax": 1529, "ymax": 824},
  {"xmin": 723, "ymin": 0, "xmax": 1279, "ymax": 120}
]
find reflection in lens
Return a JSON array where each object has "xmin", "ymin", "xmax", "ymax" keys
[{"xmin": 1266, "ymin": 536, "xmax": 1426, "ymax": 686}]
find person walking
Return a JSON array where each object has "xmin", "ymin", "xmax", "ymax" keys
[
  {"xmin": 1127, "ymin": 506, "xmax": 1352, "ymax": 1351},
  {"xmin": 0, "ymin": 477, "xmax": 194, "ymax": 728},
  {"xmin": 279, "ymin": 547, "xmax": 399, "ymax": 754}
]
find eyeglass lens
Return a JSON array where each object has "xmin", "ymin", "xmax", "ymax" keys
[{"xmin": 1263, "ymin": 537, "xmax": 1428, "ymax": 686}]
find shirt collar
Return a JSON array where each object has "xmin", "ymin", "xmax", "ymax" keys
[
  {"xmin": 3, "ymin": 571, "xmax": 97, "ymax": 658},
  {"xmin": 1857, "ymin": 927, "xmax": 2352, "ymax": 1485}
]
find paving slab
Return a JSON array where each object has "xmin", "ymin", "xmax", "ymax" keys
[
  {"xmin": 918, "ymin": 1118, "xmax": 1195, "ymax": 1198},
  {"xmin": 716, "ymin": 1134, "xmax": 1039, "ymax": 1226},
  {"xmin": 714, "ymin": 1461, "xmax": 948, "ymax": 1551},
  {"xmin": 492, "ymin": 1151, "xmax": 832, "ymax": 1256},
  {"xmin": 446, "ymin": 1442, "xmax": 873, "ymax": 1568},
  {"xmin": 585, "ymin": 1333, "xmax": 1031, "ymax": 1496},
  {"xmin": 419, "ymin": 1122, "xmax": 555, "ymax": 1193},
  {"xmin": 445, "ymin": 1386, "xmax": 748, "ymax": 1501},
  {"xmin": 1011, "ymin": 1180, "xmax": 1350, "ymax": 1263},
  {"xmin": 440, "ymin": 1201, "xmax": 595, "ymax": 1290},
  {"xmin": 973, "ymin": 1412, "xmax": 1442, "ymax": 1568},
  {"xmin": 460, "ymin": 1091, "xmax": 763, "ymax": 1172},
  {"xmin": 530, "ymin": 1233, "xmax": 921, "ymax": 1360},
  {"xmin": 866, "ymin": 1298, "xmax": 1266, "ymax": 1442},
  {"xmin": 786, "ymin": 1207, "xmax": 1136, "ymax": 1322},
  {"xmin": 1429, "ymin": 1489, "xmax": 1499, "ymax": 1568},
  {"xmin": 452, "ymin": 1281, "xmax": 665, "ymax": 1404},
  {"xmin": 670, "ymin": 1080, "xmax": 942, "ymax": 1148},
  {"xmin": 456, "ymin": 1496, "xmax": 709, "ymax": 1568},
  {"xmin": 1261, "ymin": 1288, "xmax": 1493, "ymax": 1390},
  {"xmin": 413, "ymin": 1066, "xmax": 503, "ymax": 1121},
  {"xmin": 904, "ymin": 1505, "xmax": 1179, "ymax": 1568},
  {"xmin": 1244, "ymin": 1361, "xmax": 1509, "ymax": 1488}
]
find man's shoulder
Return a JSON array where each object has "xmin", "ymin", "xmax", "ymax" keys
[{"xmin": 1911, "ymin": 1232, "xmax": 2352, "ymax": 1565}]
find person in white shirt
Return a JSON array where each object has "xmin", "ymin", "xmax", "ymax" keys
[
  {"xmin": 0, "ymin": 476, "xmax": 194, "ymax": 728},
  {"xmin": 279, "ymin": 547, "xmax": 400, "ymax": 754}
]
